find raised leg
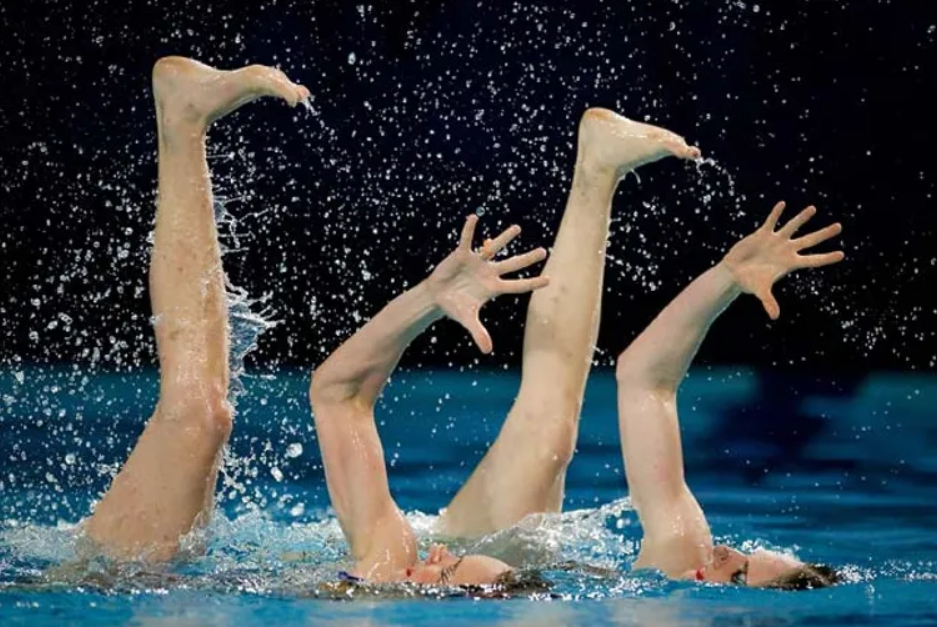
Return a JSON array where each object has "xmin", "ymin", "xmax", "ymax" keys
[
  {"xmin": 440, "ymin": 108, "xmax": 699, "ymax": 536},
  {"xmin": 83, "ymin": 57, "xmax": 308, "ymax": 561}
]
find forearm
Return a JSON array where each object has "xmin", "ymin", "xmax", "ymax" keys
[
  {"xmin": 311, "ymin": 281, "xmax": 444, "ymax": 405},
  {"xmin": 617, "ymin": 262, "xmax": 742, "ymax": 392}
]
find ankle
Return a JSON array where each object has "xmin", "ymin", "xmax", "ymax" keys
[
  {"xmin": 157, "ymin": 113, "xmax": 208, "ymax": 151},
  {"xmin": 571, "ymin": 158, "xmax": 619, "ymax": 195}
]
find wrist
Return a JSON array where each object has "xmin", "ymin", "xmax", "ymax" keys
[
  {"xmin": 413, "ymin": 281, "xmax": 446, "ymax": 322},
  {"xmin": 714, "ymin": 260, "xmax": 745, "ymax": 294}
]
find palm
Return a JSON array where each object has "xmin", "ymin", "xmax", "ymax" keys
[
  {"xmin": 431, "ymin": 254, "xmax": 501, "ymax": 317},
  {"xmin": 723, "ymin": 202, "xmax": 845, "ymax": 320},
  {"xmin": 428, "ymin": 216, "xmax": 549, "ymax": 353}
]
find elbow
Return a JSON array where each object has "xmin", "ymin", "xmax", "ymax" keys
[
  {"xmin": 309, "ymin": 366, "xmax": 345, "ymax": 409},
  {"xmin": 308, "ymin": 373, "xmax": 324, "ymax": 410},
  {"xmin": 615, "ymin": 348, "xmax": 677, "ymax": 396},
  {"xmin": 309, "ymin": 364, "xmax": 372, "ymax": 417},
  {"xmin": 309, "ymin": 375, "xmax": 343, "ymax": 426},
  {"xmin": 615, "ymin": 347, "xmax": 648, "ymax": 387}
]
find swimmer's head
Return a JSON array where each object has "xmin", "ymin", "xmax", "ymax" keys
[
  {"xmin": 405, "ymin": 544, "xmax": 513, "ymax": 587},
  {"xmin": 761, "ymin": 562, "xmax": 841, "ymax": 591},
  {"xmin": 692, "ymin": 545, "xmax": 839, "ymax": 589}
]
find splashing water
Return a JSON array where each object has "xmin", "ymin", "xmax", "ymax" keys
[
  {"xmin": 211, "ymin": 196, "xmax": 279, "ymax": 404},
  {"xmin": 0, "ymin": 499, "xmax": 665, "ymax": 598},
  {"xmin": 1, "ymin": 366, "xmax": 936, "ymax": 625},
  {"xmin": 692, "ymin": 157, "xmax": 743, "ymax": 218}
]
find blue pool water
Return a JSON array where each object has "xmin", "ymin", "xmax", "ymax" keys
[{"xmin": 1, "ymin": 366, "xmax": 936, "ymax": 625}]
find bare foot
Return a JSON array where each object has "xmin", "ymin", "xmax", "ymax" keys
[
  {"xmin": 577, "ymin": 108, "xmax": 701, "ymax": 177},
  {"xmin": 152, "ymin": 56, "xmax": 311, "ymax": 132}
]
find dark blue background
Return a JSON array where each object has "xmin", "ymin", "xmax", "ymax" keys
[{"xmin": 2, "ymin": 367, "xmax": 934, "ymax": 527}]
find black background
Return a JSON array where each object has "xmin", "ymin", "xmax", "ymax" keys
[{"xmin": 1, "ymin": 0, "xmax": 935, "ymax": 374}]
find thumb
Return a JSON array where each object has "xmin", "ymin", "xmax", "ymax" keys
[
  {"xmin": 466, "ymin": 311, "xmax": 493, "ymax": 354},
  {"xmin": 757, "ymin": 287, "xmax": 781, "ymax": 320}
]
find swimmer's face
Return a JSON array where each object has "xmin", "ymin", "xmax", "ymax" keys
[
  {"xmin": 693, "ymin": 545, "xmax": 804, "ymax": 587},
  {"xmin": 406, "ymin": 544, "xmax": 512, "ymax": 586}
]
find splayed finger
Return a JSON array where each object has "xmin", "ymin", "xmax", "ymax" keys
[
  {"xmin": 792, "ymin": 223, "xmax": 843, "ymax": 251},
  {"xmin": 762, "ymin": 201, "xmax": 787, "ymax": 232},
  {"xmin": 778, "ymin": 206, "xmax": 818, "ymax": 237},
  {"xmin": 797, "ymin": 251, "xmax": 846, "ymax": 268},
  {"xmin": 499, "ymin": 276, "xmax": 551, "ymax": 294},
  {"xmin": 459, "ymin": 215, "xmax": 479, "ymax": 250},
  {"xmin": 493, "ymin": 248, "xmax": 548, "ymax": 275},
  {"xmin": 481, "ymin": 225, "xmax": 522, "ymax": 259}
]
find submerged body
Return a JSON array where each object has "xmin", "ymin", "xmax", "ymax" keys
[{"xmin": 64, "ymin": 54, "xmax": 843, "ymax": 593}]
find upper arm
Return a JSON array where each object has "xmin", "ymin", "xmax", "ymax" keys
[
  {"xmin": 616, "ymin": 382, "xmax": 712, "ymax": 575},
  {"xmin": 310, "ymin": 392, "xmax": 415, "ymax": 573}
]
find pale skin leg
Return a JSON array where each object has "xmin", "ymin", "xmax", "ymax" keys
[
  {"xmin": 83, "ymin": 57, "xmax": 308, "ymax": 561},
  {"xmin": 440, "ymin": 109, "xmax": 700, "ymax": 536}
]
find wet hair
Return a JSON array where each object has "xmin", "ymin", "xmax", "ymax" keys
[
  {"xmin": 764, "ymin": 563, "xmax": 840, "ymax": 591},
  {"xmin": 457, "ymin": 569, "xmax": 555, "ymax": 599},
  {"xmin": 312, "ymin": 569, "xmax": 555, "ymax": 601},
  {"xmin": 495, "ymin": 569, "xmax": 553, "ymax": 590}
]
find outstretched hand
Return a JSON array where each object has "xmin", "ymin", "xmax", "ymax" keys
[
  {"xmin": 427, "ymin": 215, "xmax": 550, "ymax": 353},
  {"xmin": 722, "ymin": 202, "xmax": 845, "ymax": 320}
]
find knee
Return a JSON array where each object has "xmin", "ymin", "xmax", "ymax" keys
[
  {"xmin": 548, "ymin": 426, "xmax": 578, "ymax": 470},
  {"xmin": 552, "ymin": 402, "xmax": 581, "ymax": 467},
  {"xmin": 158, "ymin": 384, "xmax": 233, "ymax": 441},
  {"xmin": 517, "ymin": 403, "xmax": 580, "ymax": 469},
  {"xmin": 208, "ymin": 398, "xmax": 234, "ymax": 440}
]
